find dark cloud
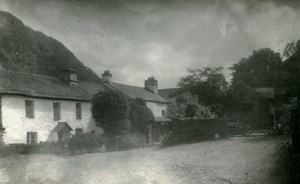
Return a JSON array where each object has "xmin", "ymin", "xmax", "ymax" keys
[{"xmin": 1, "ymin": 0, "xmax": 300, "ymax": 88}]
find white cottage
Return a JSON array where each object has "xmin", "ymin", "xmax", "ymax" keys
[
  {"xmin": 0, "ymin": 69, "xmax": 106, "ymax": 144},
  {"xmin": 0, "ymin": 69, "xmax": 170, "ymax": 144}
]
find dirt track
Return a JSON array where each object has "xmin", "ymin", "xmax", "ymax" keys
[{"xmin": 0, "ymin": 136, "xmax": 281, "ymax": 184}]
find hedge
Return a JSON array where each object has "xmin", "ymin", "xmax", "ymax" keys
[
  {"xmin": 67, "ymin": 134, "xmax": 106, "ymax": 155},
  {"xmin": 160, "ymin": 118, "xmax": 228, "ymax": 147},
  {"xmin": 0, "ymin": 134, "xmax": 107, "ymax": 157},
  {"xmin": 0, "ymin": 142, "xmax": 65, "ymax": 157}
]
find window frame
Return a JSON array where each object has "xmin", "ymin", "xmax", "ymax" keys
[
  {"xmin": 75, "ymin": 128, "xmax": 83, "ymax": 135},
  {"xmin": 53, "ymin": 102, "xmax": 61, "ymax": 121},
  {"xmin": 70, "ymin": 73, "xmax": 77, "ymax": 81},
  {"xmin": 25, "ymin": 100, "xmax": 34, "ymax": 119},
  {"xmin": 162, "ymin": 110, "xmax": 166, "ymax": 117},
  {"xmin": 75, "ymin": 103, "xmax": 82, "ymax": 120},
  {"xmin": 27, "ymin": 132, "xmax": 38, "ymax": 144}
]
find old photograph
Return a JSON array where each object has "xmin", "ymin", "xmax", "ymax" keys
[{"xmin": 0, "ymin": 0, "xmax": 300, "ymax": 183}]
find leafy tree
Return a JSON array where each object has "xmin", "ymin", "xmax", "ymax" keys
[
  {"xmin": 167, "ymin": 92, "xmax": 213, "ymax": 118},
  {"xmin": 132, "ymin": 97, "xmax": 146, "ymax": 106},
  {"xmin": 91, "ymin": 90, "xmax": 130, "ymax": 137},
  {"xmin": 177, "ymin": 67, "xmax": 227, "ymax": 115},
  {"xmin": 282, "ymin": 40, "xmax": 300, "ymax": 59},
  {"xmin": 129, "ymin": 98, "xmax": 155, "ymax": 132},
  {"xmin": 231, "ymin": 48, "xmax": 281, "ymax": 87}
]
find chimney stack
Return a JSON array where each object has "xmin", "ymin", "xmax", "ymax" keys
[
  {"xmin": 102, "ymin": 70, "xmax": 112, "ymax": 84},
  {"xmin": 145, "ymin": 76, "xmax": 158, "ymax": 94},
  {"xmin": 60, "ymin": 68, "xmax": 78, "ymax": 86}
]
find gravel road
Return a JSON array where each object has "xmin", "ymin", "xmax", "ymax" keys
[{"xmin": 0, "ymin": 136, "xmax": 281, "ymax": 184}]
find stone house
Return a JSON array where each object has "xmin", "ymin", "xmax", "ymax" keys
[
  {"xmin": 0, "ymin": 69, "xmax": 106, "ymax": 144},
  {"xmin": 0, "ymin": 69, "xmax": 170, "ymax": 144}
]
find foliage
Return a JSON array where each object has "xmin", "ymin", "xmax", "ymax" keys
[
  {"xmin": 117, "ymin": 133, "xmax": 147, "ymax": 150},
  {"xmin": 274, "ymin": 98, "xmax": 297, "ymax": 135},
  {"xmin": 282, "ymin": 40, "xmax": 300, "ymax": 59},
  {"xmin": 231, "ymin": 48, "xmax": 281, "ymax": 88},
  {"xmin": 167, "ymin": 92, "xmax": 213, "ymax": 118},
  {"xmin": 0, "ymin": 142, "xmax": 65, "ymax": 157},
  {"xmin": 132, "ymin": 97, "xmax": 147, "ymax": 106},
  {"xmin": 0, "ymin": 11, "xmax": 100, "ymax": 82},
  {"xmin": 160, "ymin": 119, "xmax": 228, "ymax": 148},
  {"xmin": 67, "ymin": 134, "xmax": 106, "ymax": 155},
  {"xmin": 129, "ymin": 98, "xmax": 155, "ymax": 132},
  {"xmin": 273, "ymin": 140, "xmax": 300, "ymax": 184},
  {"xmin": 177, "ymin": 67, "xmax": 227, "ymax": 115},
  {"xmin": 92, "ymin": 90, "xmax": 130, "ymax": 137},
  {"xmin": 0, "ymin": 135, "xmax": 107, "ymax": 157}
]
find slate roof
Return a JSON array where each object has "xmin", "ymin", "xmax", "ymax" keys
[
  {"xmin": 78, "ymin": 81, "xmax": 108, "ymax": 95},
  {"xmin": 0, "ymin": 70, "xmax": 106, "ymax": 101},
  {"xmin": 0, "ymin": 70, "xmax": 169, "ymax": 104},
  {"xmin": 254, "ymin": 88, "xmax": 274, "ymax": 98},
  {"xmin": 155, "ymin": 117, "xmax": 171, "ymax": 122},
  {"xmin": 158, "ymin": 88, "xmax": 178, "ymax": 102},
  {"xmin": 112, "ymin": 82, "xmax": 168, "ymax": 103}
]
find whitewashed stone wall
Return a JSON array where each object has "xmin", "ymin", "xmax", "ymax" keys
[
  {"xmin": 146, "ymin": 102, "xmax": 168, "ymax": 117},
  {"xmin": 1, "ymin": 95, "xmax": 103, "ymax": 144}
]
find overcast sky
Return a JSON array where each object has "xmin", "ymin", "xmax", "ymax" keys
[{"xmin": 1, "ymin": 0, "xmax": 300, "ymax": 88}]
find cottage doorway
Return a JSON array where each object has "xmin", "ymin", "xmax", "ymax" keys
[
  {"xmin": 52, "ymin": 122, "xmax": 73, "ymax": 142},
  {"xmin": 27, "ymin": 132, "xmax": 38, "ymax": 144}
]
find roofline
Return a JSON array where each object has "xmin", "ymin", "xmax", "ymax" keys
[
  {"xmin": 110, "ymin": 82, "xmax": 168, "ymax": 103},
  {"xmin": 282, "ymin": 52, "xmax": 299, "ymax": 63},
  {"xmin": 158, "ymin": 88, "xmax": 179, "ymax": 91},
  {"xmin": 112, "ymin": 82, "xmax": 145, "ymax": 89},
  {"xmin": 0, "ymin": 69, "xmax": 59, "ymax": 80},
  {"xmin": 0, "ymin": 93, "xmax": 91, "ymax": 102},
  {"xmin": 145, "ymin": 100, "xmax": 170, "ymax": 104}
]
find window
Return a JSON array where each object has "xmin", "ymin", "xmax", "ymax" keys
[
  {"xmin": 76, "ymin": 103, "xmax": 82, "ymax": 119},
  {"xmin": 53, "ymin": 102, "xmax": 61, "ymax": 121},
  {"xmin": 27, "ymin": 132, "xmax": 38, "ymax": 144},
  {"xmin": 25, "ymin": 100, "xmax": 34, "ymax": 118},
  {"xmin": 75, "ymin": 128, "xmax": 83, "ymax": 135},
  {"xmin": 162, "ymin": 110, "xmax": 165, "ymax": 116},
  {"xmin": 70, "ymin": 73, "xmax": 77, "ymax": 81}
]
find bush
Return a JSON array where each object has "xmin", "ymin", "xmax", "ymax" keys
[
  {"xmin": 0, "ymin": 134, "xmax": 107, "ymax": 157},
  {"xmin": 0, "ymin": 142, "xmax": 65, "ymax": 157},
  {"xmin": 92, "ymin": 90, "xmax": 130, "ymax": 137},
  {"xmin": 67, "ymin": 134, "xmax": 106, "ymax": 155},
  {"xmin": 160, "ymin": 118, "xmax": 228, "ymax": 148},
  {"xmin": 116, "ymin": 133, "xmax": 147, "ymax": 151},
  {"xmin": 160, "ymin": 131, "xmax": 211, "ymax": 148},
  {"xmin": 273, "ymin": 140, "xmax": 300, "ymax": 184},
  {"xmin": 129, "ymin": 98, "xmax": 155, "ymax": 133}
]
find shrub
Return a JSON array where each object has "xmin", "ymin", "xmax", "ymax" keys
[
  {"xmin": 273, "ymin": 140, "xmax": 295, "ymax": 183},
  {"xmin": 160, "ymin": 118, "xmax": 228, "ymax": 148},
  {"xmin": 167, "ymin": 93, "xmax": 213, "ymax": 119},
  {"xmin": 129, "ymin": 98, "xmax": 155, "ymax": 133},
  {"xmin": 0, "ymin": 142, "xmax": 65, "ymax": 157},
  {"xmin": 92, "ymin": 89, "xmax": 130, "ymax": 138},
  {"xmin": 67, "ymin": 134, "xmax": 106, "ymax": 155},
  {"xmin": 117, "ymin": 133, "xmax": 147, "ymax": 151}
]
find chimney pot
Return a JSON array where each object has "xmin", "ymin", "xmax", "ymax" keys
[
  {"xmin": 145, "ymin": 76, "xmax": 158, "ymax": 94},
  {"xmin": 102, "ymin": 70, "xmax": 112, "ymax": 84}
]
